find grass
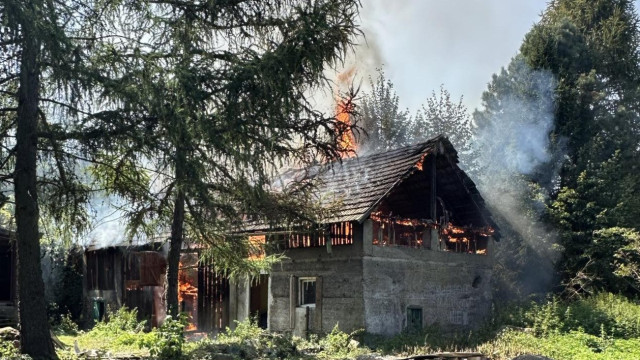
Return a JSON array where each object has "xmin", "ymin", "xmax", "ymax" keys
[
  {"xmin": 5, "ymin": 292, "xmax": 640, "ymax": 359},
  {"xmin": 479, "ymin": 329, "xmax": 640, "ymax": 360}
]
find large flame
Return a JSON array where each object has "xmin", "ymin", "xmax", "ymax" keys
[
  {"xmin": 178, "ymin": 261, "xmax": 198, "ymax": 331},
  {"xmin": 335, "ymin": 67, "xmax": 357, "ymax": 158},
  {"xmin": 336, "ymin": 98, "xmax": 357, "ymax": 157}
]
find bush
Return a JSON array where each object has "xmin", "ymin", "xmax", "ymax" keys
[
  {"xmin": 186, "ymin": 318, "xmax": 303, "ymax": 359},
  {"xmin": 54, "ymin": 313, "xmax": 80, "ymax": 335},
  {"xmin": 143, "ymin": 315, "xmax": 186, "ymax": 360},
  {"xmin": 498, "ymin": 293, "xmax": 640, "ymax": 339},
  {"xmin": 89, "ymin": 306, "xmax": 147, "ymax": 336},
  {"xmin": 0, "ymin": 339, "xmax": 23, "ymax": 360},
  {"xmin": 67, "ymin": 306, "xmax": 152, "ymax": 355},
  {"xmin": 479, "ymin": 329, "xmax": 640, "ymax": 360},
  {"xmin": 318, "ymin": 325, "xmax": 367, "ymax": 359}
]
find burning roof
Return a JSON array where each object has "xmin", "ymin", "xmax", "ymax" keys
[{"xmin": 250, "ymin": 135, "xmax": 499, "ymax": 239}]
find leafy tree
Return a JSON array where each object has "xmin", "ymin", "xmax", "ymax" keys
[
  {"xmin": 356, "ymin": 72, "xmax": 476, "ymax": 175},
  {"xmin": 524, "ymin": 0, "xmax": 640, "ymax": 296},
  {"xmin": 357, "ymin": 70, "xmax": 412, "ymax": 153},
  {"xmin": 414, "ymin": 85, "xmax": 476, "ymax": 173}
]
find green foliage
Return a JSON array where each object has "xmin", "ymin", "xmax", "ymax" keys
[
  {"xmin": 495, "ymin": 293, "xmax": 640, "ymax": 340},
  {"xmin": 472, "ymin": 0, "xmax": 640, "ymax": 299},
  {"xmin": 54, "ymin": 313, "xmax": 80, "ymax": 336},
  {"xmin": 217, "ymin": 317, "xmax": 265, "ymax": 345},
  {"xmin": 357, "ymin": 70, "xmax": 412, "ymax": 154},
  {"xmin": 187, "ymin": 318, "xmax": 302, "ymax": 359},
  {"xmin": 480, "ymin": 329, "xmax": 640, "ymax": 360},
  {"xmin": 317, "ymin": 324, "xmax": 365, "ymax": 359},
  {"xmin": 413, "ymin": 85, "xmax": 476, "ymax": 173},
  {"xmin": 55, "ymin": 307, "xmax": 154, "ymax": 358},
  {"xmin": 357, "ymin": 71, "xmax": 476, "ymax": 172},
  {"xmin": 142, "ymin": 315, "xmax": 186, "ymax": 360},
  {"xmin": 89, "ymin": 307, "xmax": 146, "ymax": 336},
  {"xmin": 0, "ymin": 339, "xmax": 24, "ymax": 359}
]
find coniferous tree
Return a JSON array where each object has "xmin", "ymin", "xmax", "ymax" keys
[
  {"xmin": 0, "ymin": 1, "xmax": 105, "ymax": 358},
  {"xmin": 0, "ymin": 1, "xmax": 362, "ymax": 358},
  {"xmin": 83, "ymin": 0, "xmax": 362, "ymax": 319}
]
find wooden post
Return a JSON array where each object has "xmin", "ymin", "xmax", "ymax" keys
[
  {"xmin": 289, "ymin": 275, "xmax": 297, "ymax": 329},
  {"xmin": 314, "ymin": 276, "xmax": 323, "ymax": 332},
  {"xmin": 429, "ymin": 154, "xmax": 440, "ymax": 250}
]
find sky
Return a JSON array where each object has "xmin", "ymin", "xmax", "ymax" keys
[{"xmin": 349, "ymin": 0, "xmax": 640, "ymax": 113}]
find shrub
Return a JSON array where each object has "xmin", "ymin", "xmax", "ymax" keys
[
  {"xmin": 500, "ymin": 293, "xmax": 640, "ymax": 339},
  {"xmin": 89, "ymin": 306, "xmax": 147, "ymax": 335},
  {"xmin": 142, "ymin": 315, "xmax": 186, "ymax": 360},
  {"xmin": 71, "ymin": 306, "xmax": 151, "ymax": 355},
  {"xmin": 318, "ymin": 324, "xmax": 367, "ymax": 359},
  {"xmin": 54, "ymin": 313, "xmax": 79, "ymax": 335},
  {"xmin": 0, "ymin": 339, "xmax": 23, "ymax": 359}
]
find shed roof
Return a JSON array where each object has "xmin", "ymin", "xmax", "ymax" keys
[{"xmin": 249, "ymin": 135, "xmax": 498, "ymax": 236}]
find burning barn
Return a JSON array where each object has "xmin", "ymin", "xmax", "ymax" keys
[
  {"xmin": 81, "ymin": 136, "xmax": 498, "ymax": 336},
  {"xmin": 83, "ymin": 241, "xmax": 168, "ymax": 327},
  {"xmin": 82, "ymin": 240, "xmax": 229, "ymax": 332},
  {"xmin": 234, "ymin": 136, "xmax": 499, "ymax": 336}
]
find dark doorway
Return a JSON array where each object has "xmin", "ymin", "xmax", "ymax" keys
[
  {"xmin": 407, "ymin": 306, "xmax": 422, "ymax": 332},
  {"xmin": 0, "ymin": 243, "xmax": 12, "ymax": 302},
  {"xmin": 249, "ymin": 274, "xmax": 269, "ymax": 329}
]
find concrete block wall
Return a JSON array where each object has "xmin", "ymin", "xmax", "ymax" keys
[
  {"xmin": 361, "ymin": 219, "xmax": 494, "ymax": 335},
  {"xmin": 268, "ymin": 224, "xmax": 366, "ymax": 334},
  {"xmin": 266, "ymin": 219, "xmax": 494, "ymax": 336}
]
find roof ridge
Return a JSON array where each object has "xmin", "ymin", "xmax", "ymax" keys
[{"xmin": 330, "ymin": 135, "xmax": 443, "ymax": 165}]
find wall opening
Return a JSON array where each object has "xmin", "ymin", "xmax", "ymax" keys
[
  {"xmin": 407, "ymin": 307, "xmax": 422, "ymax": 332},
  {"xmin": 299, "ymin": 278, "xmax": 316, "ymax": 306},
  {"xmin": 249, "ymin": 274, "xmax": 269, "ymax": 329},
  {"xmin": 273, "ymin": 222, "xmax": 354, "ymax": 249}
]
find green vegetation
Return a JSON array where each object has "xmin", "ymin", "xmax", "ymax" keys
[
  {"xmin": 56, "ymin": 307, "xmax": 153, "ymax": 357},
  {"xmin": 34, "ymin": 294, "xmax": 640, "ymax": 359}
]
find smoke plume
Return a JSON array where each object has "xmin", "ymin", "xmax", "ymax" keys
[{"xmin": 472, "ymin": 60, "xmax": 564, "ymax": 298}]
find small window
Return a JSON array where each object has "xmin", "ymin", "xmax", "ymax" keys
[{"xmin": 299, "ymin": 278, "xmax": 316, "ymax": 306}]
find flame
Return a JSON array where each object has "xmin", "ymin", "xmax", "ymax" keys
[
  {"xmin": 178, "ymin": 262, "xmax": 198, "ymax": 331},
  {"xmin": 248, "ymin": 235, "xmax": 266, "ymax": 260},
  {"xmin": 415, "ymin": 153, "xmax": 428, "ymax": 171},
  {"xmin": 335, "ymin": 67, "xmax": 357, "ymax": 158}
]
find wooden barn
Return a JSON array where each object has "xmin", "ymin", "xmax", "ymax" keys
[{"xmin": 82, "ymin": 241, "xmax": 230, "ymax": 332}]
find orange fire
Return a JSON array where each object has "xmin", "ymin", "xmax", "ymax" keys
[
  {"xmin": 178, "ymin": 262, "xmax": 198, "ymax": 331},
  {"xmin": 415, "ymin": 153, "xmax": 428, "ymax": 171},
  {"xmin": 248, "ymin": 235, "xmax": 266, "ymax": 260},
  {"xmin": 335, "ymin": 67, "xmax": 357, "ymax": 158},
  {"xmin": 336, "ymin": 98, "xmax": 357, "ymax": 157}
]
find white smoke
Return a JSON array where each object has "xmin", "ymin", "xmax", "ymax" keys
[{"xmin": 472, "ymin": 60, "xmax": 564, "ymax": 296}]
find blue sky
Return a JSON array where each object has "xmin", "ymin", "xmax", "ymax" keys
[{"xmin": 353, "ymin": 0, "xmax": 640, "ymax": 113}]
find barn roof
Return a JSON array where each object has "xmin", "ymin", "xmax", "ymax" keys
[{"xmin": 248, "ymin": 135, "xmax": 498, "ymax": 237}]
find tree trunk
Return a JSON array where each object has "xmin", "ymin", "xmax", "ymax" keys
[
  {"xmin": 166, "ymin": 159, "xmax": 186, "ymax": 318},
  {"xmin": 14, "ymin": 13, "xmax": 58, "ymax": 360}
]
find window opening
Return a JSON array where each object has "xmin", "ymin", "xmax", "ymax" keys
[{"xmin": 299, "ymin": 278, "xmax": 316, "ymax": 306}]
